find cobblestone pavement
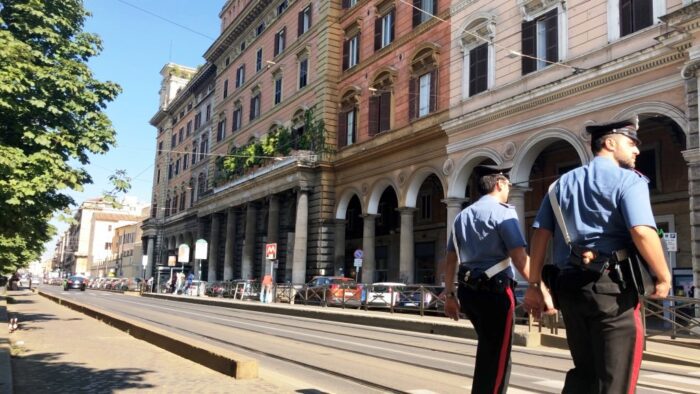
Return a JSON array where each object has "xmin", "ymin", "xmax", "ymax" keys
[{"xmin": 6, "ymin": 289, "xmax": 302, "ymax": 393}]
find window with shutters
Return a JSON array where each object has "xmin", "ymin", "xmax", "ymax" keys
[
  {"xmin": 609, "ymin": 0, "xmax": 657, "ymax": 40},
  {"xmin": 256, "ymin": 48, "xmax": 263, "ymax": 72},
  {"xmin": 274, "ymin": 75, "xmax": 283, "ymax": 105},
  {"xmin": 250, "ymin": 88, "xmax": 261, "ymax": 121},
  {"xmin": 292, "ymin": 110, "xmax": 306, "ymax": 149},
  {"xmin": 206, "ymin": 104, "xmax": 211, "ymax": 121},
  {"xmin": 375, "ymin": 7, "xmax": 395, "ymax": 51},
  {"xmin": 178, "ymin": 127, "xmax": 184, "ymax": 143},
  {"xmin": 232, "ymin": 102, "xmax": 243, "ymax": 132},
  {"xmin": 179, "ymin": 191, "xmax": 186, "ymax": 211},
  {"xmin": 521, "ymin": 8, "xmax": 559, "ymax": 75},
  {"xmin": 171, "ymin": 133, "xmax": 176, "ymax": 148},
  {"xmin": 191, "ymin": 141, "xmax": 197, "ymax": 164},
  {"xmin": 413, "ymin": 0, "xmax": 437, "ymax": 28},
  {"xmin": 338, "ymin": 90, "xmax": 359, "ymax": 148},
  {"xmin": 461, "ymin": 17, "xmax": 495, "ymax": 99},
  {"xmin": 298, "ymin": 55, "xmax": 308, "ymax": 89},
  {"xmin": 216, "ymin": 118, "xmax": 226, "ymax": 142},
  {"xmin": 409, "ymin": 48, "xmax": 438, "ymax": 120},
  {"xmin": 197, "ymin": 172, "xmax": 207, "ymax": 197},
  {"xmin": 342, "ymin": 0, "xmax": 359, "ymax": 8},
  {"xmin": 278, "ymin": 0, "xmax": 288, "ymax": 15},
  {"xmin": 236, "ymin": 65, "xmax": 245, "ymax": 88},
  {"xmin": 189, "ymin": 178, "xmax": 195, "ymax": 207},
  {"xmin": 256, "ymin": 22, "xmax": 265, "ymax": 36},
  {"xmin": 299, "ymin": 5, "xmax": 312, "ymax": 36},
  {"xmin": 194, "ymin": 113, "xmax": 201, "ymax": 130},
  {"xmin": 368, "ymin": 71, "xmax": 394, "ymax": 135},
  {"xmin": 223, "ymin": 79, "xmax": 229, "ymax": 98},
  {"xmin": 199, "ymin": 135, "xmax": 208, "ymax": 161},
  {"xmin": 175, "ymin": 158, "xmax": 180, "ymax": 176},
  {"xmin": 183, "ymin": 154, "xmax": 189, "ymax": 170},
  {"xmin": 158, "ymin": 141, "xmax": 163, "ymax": 155},
  {"xmin": 274, "ymin": 28, "xmax": 286, "ymax": 56},
  {"xmin": 186, "ymin": 120, "xmax": 192, "ymax": 136},
  {"xmin": 343, "ymin": 26, "xmax": 360, "ymax": 71}
]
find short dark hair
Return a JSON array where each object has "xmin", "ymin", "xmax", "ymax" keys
[{"xmin": 479, "ymin": 174, "xmax": 507, "ymax": 195}]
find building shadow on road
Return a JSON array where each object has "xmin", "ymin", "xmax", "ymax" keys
[{"xmin": 12, "ymin": 352, "xmax": 156, "ymax": 393}]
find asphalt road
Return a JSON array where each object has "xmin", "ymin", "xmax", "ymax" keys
[{"xmin": 41, "ymin": 285, "xmax": 700, "ymax": 394}]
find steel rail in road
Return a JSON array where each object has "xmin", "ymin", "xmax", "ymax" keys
[{"xmin": 42, "ymin": 286, "xmax": 700, "ymax": 394}]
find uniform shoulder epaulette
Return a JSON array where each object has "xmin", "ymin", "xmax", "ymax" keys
[{"xmin": 631, "ymin": 169, "xmax": 650, "ymax": 183}]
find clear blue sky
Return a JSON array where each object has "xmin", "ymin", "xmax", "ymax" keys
[{"xmin": 43, "ymin": 0, "xmax": 223, "ymax": 259}]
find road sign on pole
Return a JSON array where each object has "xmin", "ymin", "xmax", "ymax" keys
[
  {"xmin": 353, "ymin": 258, "xmax": 363, "ymax": 267},
  {"xmin": 195, "ymin": 239, "xmax": 208, "ymax": 260},
  {"xmin": 353, "ymin": 249, "xmax": 363, "ymax": 259},
  {"xmin": 265, "ymin": 243, "xmax": 277, "ymax": 260},
  {"xmin": 178, "ymin": 244, "xmax": 190, "ymax": 263}
]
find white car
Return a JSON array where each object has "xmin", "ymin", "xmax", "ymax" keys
[{"xmin": 365, "ymin": 282, "xmax": 406, "ymax": 307}]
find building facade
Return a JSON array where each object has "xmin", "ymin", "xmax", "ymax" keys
[{"xmin": 144, "ymin": 0, "xmax": 700, "ymax": 292}]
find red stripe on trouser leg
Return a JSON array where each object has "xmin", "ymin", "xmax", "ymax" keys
[
  {"xmin": 627, "ymin": 302, "xmax": 643, "ymax": 394},
  {"xmin": 493, "ymin": 286, "xmax": 514, "ymax": 394}
]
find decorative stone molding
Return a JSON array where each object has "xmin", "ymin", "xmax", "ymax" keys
[
  {"xmin": 502, "ymin": 142, "xmax": 517, "ymax": 160},
  {"xmin": 397, "ymin": 172, "xmax": 406, "ymax": 186},
  {"xmin": 518, "ymin": 0, "xmax": 564, "ymax": 21},
  {"xmin": 442, "ymin": 158, "xmax": 454, "ymax": 176},
  {"xmin": 461, "ymin": 15, "xmax": 496, "ymax": 48},
  {"xmin": 361, "ymin": 182, "xmax": 369, "ymax": 195}
]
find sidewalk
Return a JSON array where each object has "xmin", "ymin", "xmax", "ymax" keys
[{"xmin": 0, "ymin": 289, "xmax": 302, "ymax": 393}]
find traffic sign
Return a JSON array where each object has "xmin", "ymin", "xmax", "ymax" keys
[
  {"xmin": 353, "ymin": 249, "xmax": 363, "ymax": 259},
  {"xmin": 167, "ymin": 255, "xmax": 177, "ymax": 267},
  {"xmin": 266, "ymin": 243, "xmax": 277, "ymax": 260},
  {"xmin": 141, "ymin": 255, "xmax": 148, "ymax": 268},
  {"xmin": 663, "ymin": 233, "xmax": 678, "ymax": 252},
  {"xmin": 354, "ymin": 258, "xmax": 363, "ymax": 267},
  {"xmin": 178, "ymin": 244, "xmax": 190, "ymax": 263},
  {"xmin": 195, "ymin": 239, "xmax": 208, "ymax": 259}
]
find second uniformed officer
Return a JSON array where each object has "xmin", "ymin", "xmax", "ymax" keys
[
  {"xmin": 526, "ymin": 118, "xmax": 672, "ymax": 393},
  {"xmin": 444, "ymin": 164, "xmax": 553, "ymax": 394}
]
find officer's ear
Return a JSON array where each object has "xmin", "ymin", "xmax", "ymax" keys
[{"xmin": 602, "ymin": 135, "xmax": 618, "ymax": 151}]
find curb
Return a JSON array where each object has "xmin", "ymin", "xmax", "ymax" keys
[
  {"xmin": 540, "ymin": 333, "xmax": 700, "ymax": 368},
  {"xmin": 39, "ymin": 291, "xmax": 258, "ymax": 379},
  {"xmin": 141, "ymin": 293, "xmax": 541, "ymax": 347},
  {"xmin": 0, "ymin": 296, "xmax": 13, "ymax": 394}
]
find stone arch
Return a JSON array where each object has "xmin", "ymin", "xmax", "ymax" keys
[
  {"xmin": 335, "ymin": 187, "xmax": 364, "ymax": 219},
  {"xmin": 613, "ymin": 101, "xmax": 689, "ymax": 138},
  {"xmin": 447, "ymin": 148, "xmax": 501, "ymax": 198},
  {"xmin": 511, "ymin": 128, "xmax": 590, "ymax": 187},
  {"xmin": 177, "ymin": 234, "xmax": 184, "ymax": 245},
  {"xmin": 367, "ymin": 178, "xmax": 399, "ymax": 214},
  {"xmin": 404, "ymin": 167, "xmax": 447, "ymax": 208}
]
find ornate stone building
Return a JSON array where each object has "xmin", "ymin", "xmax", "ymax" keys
[{"xmin": 143, "ymin": 0, "xmax": 700, "ymax": 292}]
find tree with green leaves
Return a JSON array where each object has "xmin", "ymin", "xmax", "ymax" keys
[{"xmin": 0, "ymin": 0, "xmax": 121, "ymax": 272}]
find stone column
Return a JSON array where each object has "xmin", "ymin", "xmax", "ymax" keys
[
  {"xmin": 508, "ymin": 186, "xmax": 531, "ymax": 236},
  {"xmin": 442, "ymin": 198, "xmax": 467, "ymax": 240},
  {"xmin": 292, "ymin": 189, "xmax": 309, "ymax": 284},
  {"xmin": 208, "ymin": 213, "xmax": 221, "ymax": 282},
  {"xmin": 398, "ymin": 208, "xmax": 416, "ymax": 284},
  {"xmin": 265, "ymin": 195, "xmax": 280, "ymax": 276},
  {"xmin": 683, "ymin": 149, "xmax": 700, "ymax": 306},
  {"xmin": 195, "ymin": 217, "xmax": 207, "ymax": 280},
  {"xmin": 223, "ymin": 208, "xmax": 236, "ymax": 281},
  {"xmin": 334, "ymin": 219, "xmax": 346, "ymax": 276},
  {"xmin": 146, "ymin": 236, "xmax": 154, "ymax": 278},
  {"xmin": 361, "ymin": 214, "xmax": 377, "ymax": 284},
  {"xmin": 242, "ymin": 203, "xmax": 257, "ymax": 279}
]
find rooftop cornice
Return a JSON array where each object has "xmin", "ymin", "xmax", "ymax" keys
[{"xmin": 204, "ymin": 0, "xmax": 273, "ymax": 62}]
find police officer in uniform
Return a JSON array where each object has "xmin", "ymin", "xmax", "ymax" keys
[
  {"xmin": 444, "ymin": 164, "xmax": 553, "ymax": 394},
  {"xmin": 526, "ymin": 118, "xmax": 672, "ymax": 393}
]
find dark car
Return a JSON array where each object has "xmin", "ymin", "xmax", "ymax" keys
[{"xmin": 64, "ymin": 275, "xmax": 88, "ymax": 291}]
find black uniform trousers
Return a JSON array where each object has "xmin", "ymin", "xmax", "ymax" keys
[
  {"xmin": 555, "ymin": 270, "xmax": 643, "ymax": 394},
  {"xmin": 458, "ymin": 282, "xmax": 515, "ymax": 394}
]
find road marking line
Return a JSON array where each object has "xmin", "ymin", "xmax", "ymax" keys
[
  {"xmin": 533, "ymin": 380, "xmax": 565, "ymax": 389},
  {"xmin": 643, "ymin": 373, "xmax": 700, "ymax": 385}
]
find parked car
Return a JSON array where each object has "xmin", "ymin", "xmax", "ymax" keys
[
  {"xmin": 365, "ymin": 282, "xmax": 406, "ymax": 307},
  {"xmin": 398, "ymin": 285, "xmax": 444, "ymax": 314},
  {"xmin": 205, "ymin": 281, "xmax": 227, "ymax": 297},
  {"xmin": 297, "ymin": 276, "xmax": 363, "ymax": 306},
  {"xmin": 64, "ymin": 275, "xmax": 88, "ymax": 291}
]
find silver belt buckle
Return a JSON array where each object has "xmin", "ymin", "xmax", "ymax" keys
[{"xmin": 463, "ymin": 270, "xmax": 471, "ymax": 283}]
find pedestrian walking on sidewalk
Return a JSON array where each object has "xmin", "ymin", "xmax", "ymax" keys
[
  {"xmin": 261, "ymin": 274, "xmax": 273, "ymax": 303},
  {"xmin": 527, "ymin": 117, "xmax": 672, "ymax": 393},
  {"xmin": 444, "ymin": 164, "xmax": 554, "ymax": 394}
]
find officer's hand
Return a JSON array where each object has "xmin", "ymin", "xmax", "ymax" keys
[
  {"xmin": 523, "ymin": 287, "xmax": 544, "ymax": 317},
  {"xmin": 650, "ymin": 279, "xmax": 671, "ymax": 299},
  {"xmin": 541, "ymin": 287, "xmax": 558, "ymax": 316},
  {"xmin": 444, "ymin": 297, "xmax": 460, "ymax": 321}
]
